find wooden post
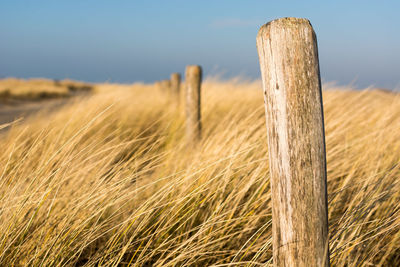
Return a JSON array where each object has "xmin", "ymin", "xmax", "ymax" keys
[
  {"xmin": 185, "ymin": 65, "xmax": 202, "ymax": 142},
  {"xmin": 170, "ymin": 73, "xmax": 181, "ymax": 104},
  {"xmin": 256, "ymin": 17, "xmax": 329, "ymax": 266}
]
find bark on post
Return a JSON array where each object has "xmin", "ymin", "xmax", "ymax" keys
[
  {"xmin": 185, "ymin": 65, "xmax": 202, "ymax": 142},
  {"xmin": 170, "ymin": 72, "xmax": 181, "ymax": 104},
  {"xmin": 256, "ymin": 17, "xmax": 329, "ymax": 266}
]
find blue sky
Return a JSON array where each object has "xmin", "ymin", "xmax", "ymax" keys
[{"xmin": 0, "ymin": 1, "xmax": 399, "ymax": 88}]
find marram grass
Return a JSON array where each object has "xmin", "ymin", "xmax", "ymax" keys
[{"xmin": 0, "ymin": 79, "xmax": 399, "ymax": 266}]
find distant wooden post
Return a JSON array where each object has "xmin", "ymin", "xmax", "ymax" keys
[
  {"xmin": 256, "ymin": 18, "xmax": 329, "ymax": 266},
  {"xmin": 170, "ymin": 73, "xmax": 181, "ymax": 104},
  {"xmin": 185, "ymin": 65, "xmax": 202, "ymax": 142}
]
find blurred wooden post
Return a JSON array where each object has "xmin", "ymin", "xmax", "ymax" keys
[
  {"xmin": 170, "ymin": 73, "xmax": 181, "ymax": 105},
  {"xmin": 185, "ymin": 65, "xmax": 202, "ymax": 142},
  {"xmin": 256, "ymin": 17, "xmax": 329, "ymax": 266}
]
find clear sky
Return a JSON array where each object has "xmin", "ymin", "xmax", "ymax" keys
[{"xmin": 0, "ymin": 1, "xmax": 399, "ymax": 89}]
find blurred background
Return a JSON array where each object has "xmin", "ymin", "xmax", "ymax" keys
[{"xmin": 0, "ymin": 0, "xmax": 399, "ymax": 89}]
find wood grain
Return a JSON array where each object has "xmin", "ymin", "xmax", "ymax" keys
[
  {"xmin": 185, "ymin": 65, "xmax": 202, "ymax": 142},
  {"xmin": 256, "ymin": 17, "xmax": 329, "ymax": 266}
]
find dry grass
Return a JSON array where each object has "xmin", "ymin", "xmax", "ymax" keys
[
  {"xmin": 0, "ymin": 79, "xmax": 399, "ymax": 266},
  {"xmin": 0, "ymin": 78, "xmax": 92, "ymax": 101}
]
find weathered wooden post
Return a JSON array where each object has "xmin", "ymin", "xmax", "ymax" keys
[
  {"xmin": 170, "ymin": 72, "xmax": 181, "ymax": 104},
  {"xmin": 256, "ymin": 17, "xmax": 329, "ymax": 266},
  {"xmin": 185, "ymin": 65, "xmax": 202, "ymax": 142}
]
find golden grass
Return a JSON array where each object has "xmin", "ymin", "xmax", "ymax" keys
[
  {"xmin": 0, "ymin": 79, "xmax": 399, "ymax": 266},
  {"xmin": 0, "ymin": 78, "xmax": 92, "ymax": 101}
]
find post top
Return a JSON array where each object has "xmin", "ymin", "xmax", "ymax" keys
[
  {"xmin": 268, "ymin": 17, "xmax": 310, "ymax": 26},
  {"xmin": 185, "ymin": 65, "xmax": 202, "ymax": 75},
  {"xmin": 171, "ymin": 72, "xmax": 181, "ymax": 77},
  {"xmin": 257, "ymin": 17, "xmax": 314, "ymax": 40},
  {"xmin": 259, "ymin": 17, "xmax": 311, "ymax": 31},
  {"xmin": 186, "ymin": 65, "xmax": 202, "ymax": 69},
  {"xmin": 271, "ymin": 17, "xmax": 309, "ymax": 23}
]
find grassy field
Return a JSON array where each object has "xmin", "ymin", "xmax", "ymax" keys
[
  {"xmin": 0, "ymin": 79, "xmax": 399, "ymax": 266},
  {"xmin": 0, "ymin": 78, "xmax": 92, "ymax": 101}
]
